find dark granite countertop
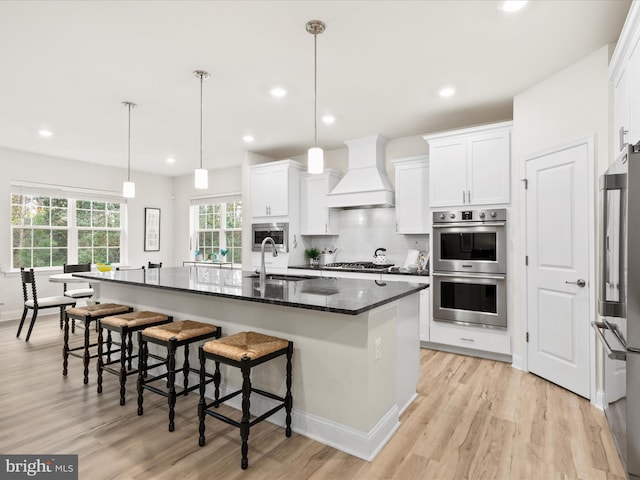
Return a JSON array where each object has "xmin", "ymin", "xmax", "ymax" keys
[
  {"xmin": 288, "ymin": 264, "xmax": 430, "ymax": 277},
  {"xmin": 73, "ymin": 267, "xmax": 428, "ymax": 316}
]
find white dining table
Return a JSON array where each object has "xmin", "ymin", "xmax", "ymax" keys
[{"xmin": 49, "ymin": 273, "xmax": 100, "ymax": 304}]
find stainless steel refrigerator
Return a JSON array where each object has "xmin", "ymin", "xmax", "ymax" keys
[{"xmin": 593, "ymin": 142, "xmax": 640, "ymax": 479}]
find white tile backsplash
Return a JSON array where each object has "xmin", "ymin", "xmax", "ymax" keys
[{"xmin": 302, "ymin": 208, "xmax": 429, "ymax": 266}]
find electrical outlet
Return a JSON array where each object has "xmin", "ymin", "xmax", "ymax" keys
[{"xmin": 374, "ymin": 337, "xmax": 382, "ymax": 361}]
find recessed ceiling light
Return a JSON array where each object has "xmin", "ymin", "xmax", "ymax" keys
[
  {"xmin": 38, "ymin": 129, "xmax": 53, "ymax": 137},
  {"xmin": 243, "ymin": 135, "xmax": 254, "ymax": 143},
  {"xmin": 321, "ymin": 115, "xmax": 335, "ymax": 124},
  {"xmin": 439, "ymin": 87, "xmax": 456, "ymax": 98},
  {"xmin": 270, "ymin": 87, "xmax": 287, "ymax": 98},
  {"xmin": 501, "ymin": 0, "xmax": 528, "ymax": 12},
  {"xmin": 166, "ymin": 157, "xmax": 176, "ymax": 164}
]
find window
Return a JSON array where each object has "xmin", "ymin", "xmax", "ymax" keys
[
  {"xmin": 11, "ymin": 192, "xmax": 124, "ymax": 269},
  {"xmin": 193, "ymin": 197, "xmax": 242, "ymax": 265}
]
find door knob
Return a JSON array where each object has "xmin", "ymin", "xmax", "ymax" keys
[{"xmin": 566, "ymin": 279, "xmax": 586, "ymax": 287}]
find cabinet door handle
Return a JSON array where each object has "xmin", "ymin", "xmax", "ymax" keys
[
  {"xmin": 467, "ymin": 190, "xmax": 471, "ymax": 204},
  {"xmin": 620, "ymin": 126, "xmax": 628, "ymax": 151},
  {"xmin": 460, "ymin": 337, "xmax": 475, "ymax": 342},
  {"xmin": 462, "ymin": 190, "xmax": 466, "ymax": 204},
  {"xmin": 325, "ymin": 224, "xmax": 328, "ymax": 233}
]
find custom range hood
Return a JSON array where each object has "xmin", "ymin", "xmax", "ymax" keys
[{"xmin": 326, "ymin": 135, "xmax": 394, "ymax": 208}]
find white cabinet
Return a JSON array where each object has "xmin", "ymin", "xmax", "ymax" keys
[
  {"xmin": 610, "ymin": 2, "xmax": 640, "ymax": 156},
  {"xmin": 424, "ymin": 122, "xmax": 512, "ymax": 208},
  {"xmin": 300, "ymin": 170, "xmax": 342, "ymax": 235},
  {"xmin": 419, "ymin": 288, "xmax": 430, "ymax": 342},
  {"xmin": 393, "ymin": 156, "xmax": 430, "ymax": 234},
  {"xmin": 381, "ymin": 273, "xmax": 430, "ymax": 342},
  {"xmin": 250, "ymin": 160, "xmax": 303, "ymax": 218}
]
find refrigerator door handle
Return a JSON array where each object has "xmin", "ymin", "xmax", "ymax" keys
[
  {"xmin": 592, "ymin": 321, "xmax": 627, "ymax": 361},
  {"xmin": 598, "ymin": 170, "xmax": 627, "ymax": 317}
]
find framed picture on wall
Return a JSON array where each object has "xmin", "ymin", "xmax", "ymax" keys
[{"xmin": 144, "ymin": 207, "xmax": 161, "ymax": 251}]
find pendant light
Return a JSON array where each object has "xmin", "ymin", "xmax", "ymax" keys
[
  {"xmin": 194, "ymin": 70, "xmax": 210, "ymax": 189},
  {"xmin": 306, "ymin": 20, "xmax": 325, "ymax": 174},
  {"xmin": 122, "ymin": 101, "xmax": 137, "ymax": 198}
]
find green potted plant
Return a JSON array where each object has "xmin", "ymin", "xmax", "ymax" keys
[{"xmin": 304, "ymin": 247, "xmax": 321, "ymax": 266}]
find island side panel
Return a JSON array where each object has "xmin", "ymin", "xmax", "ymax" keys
[{"xmin": 98, "ymin": 282, "xmax": 404, "ymax": 435}]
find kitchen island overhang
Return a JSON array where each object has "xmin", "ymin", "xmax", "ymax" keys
[{"xmin": 74, "ymin": 267, "xmax": 427, "ymax": 460}]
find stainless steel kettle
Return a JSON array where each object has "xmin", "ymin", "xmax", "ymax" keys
[{"xmin": 373, "ymin": 247, "xmax": 388, "ymax": 265}]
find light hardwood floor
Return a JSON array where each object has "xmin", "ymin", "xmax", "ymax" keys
[{"xmin": 0, "ymin": 315, "xmax": 626, "ymax": 479}]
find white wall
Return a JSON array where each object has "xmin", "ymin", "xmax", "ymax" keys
[
  {"xmin": 0, "ymin": 147, "xmax": 174, "ymax": 321},
  {"xmin": 511, "ymin": 45, "xmax": 613, "ymax": 373}
]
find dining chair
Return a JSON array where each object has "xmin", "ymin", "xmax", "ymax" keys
[
  {"xmin": 17, "ymin": 267, "xmax": 77, "ymax": 342},
  {"xmin": 63, "ymin": 263, "xmax": 94, "ymax": 300},
  {"xmin": 147, "ymin": 261, "xmax": 162, "ymax": 269}
]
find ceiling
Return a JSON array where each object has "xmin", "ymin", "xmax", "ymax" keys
[{"xmin": 0, "ymin": 0, "xmax": 631, "ymax": 177}]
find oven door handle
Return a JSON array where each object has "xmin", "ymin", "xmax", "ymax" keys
[
  {"xmin": 591, "ymin": 321, "xmax": 627, "ymax": 360},
  {"xmin": 432, "ymin": 222, "xmax": 506, "ymax": 228},
  {"xmin": 432, "ymin": 271, "xmax": 506, "ymax": 280}
]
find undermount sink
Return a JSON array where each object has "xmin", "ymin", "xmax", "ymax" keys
[{"xmin": 246, "ymin": 273, "xmax": 315, "ymax": 282}]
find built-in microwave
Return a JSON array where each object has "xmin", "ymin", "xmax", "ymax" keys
[{"xmin": 251, "ymin": 223, "xmax": 289, "ymax": 253}]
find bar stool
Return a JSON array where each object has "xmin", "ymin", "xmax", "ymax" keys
[
  {"xmin": 97, "ymin": 311, "xmax": 174, "ymax": 405},
  {"xmin": 137, "ymin": 320, "xmax": 221, "ymax": 432},
  {"xmin": 64, "ymin": 303, "xmax": 133, "ymax": 385},
  {"xmin": 197, "ymin": 331, "xmax": 294, "ymax": 470}
]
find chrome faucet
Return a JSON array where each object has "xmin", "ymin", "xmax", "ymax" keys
[{"xmin": 260, "ymin": 236, "xmax": 278, "ymax": 283}]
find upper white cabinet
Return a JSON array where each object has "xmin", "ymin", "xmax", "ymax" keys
[
  {"xmin": 393, "ymin": 156, "xmax": 430, "ymax": 234},
  {"xmin": 610, "ymin": 2, "xmax": 640, "ymax": 155},
  {"xmin": 300, "ymin": 169, "xmax": 342, "ymax": 235},
  {"xmin": 250, "ymin": 160, "xmax": 303, "ymax": 219},
  {"xmin": 424, "ymin": 121, "xmax": 512, "ymax": 208}
]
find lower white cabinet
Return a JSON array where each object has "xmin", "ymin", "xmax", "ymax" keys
[
  {"xmin": 428, "ymin": 320, "xmax": 511, "ymax": 356},
  {"xmin": 381, "ymin": 273, "xmax": 430, "ymax": 341},
  {"xmin": 419, "ymin": 288, "xmax": 430, "ymax": 342}
]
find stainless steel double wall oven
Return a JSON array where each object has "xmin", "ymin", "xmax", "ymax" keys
[{"xmin": 432, "ymin": 208, "xmax": 507, "ymax": 329}]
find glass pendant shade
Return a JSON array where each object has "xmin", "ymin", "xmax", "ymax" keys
[
  {"xmin": 308, "ymin": 147, "xmax": 324, "ymax": 174},
  {"xmin": 194, "ymin": 168, "xmax": 208, "ymax": 189},
  {"xmin": 122, "ymin": 101, "xmax": 137, "ymax": 199},
  {"xmin": 123, "ymin": 181, "xmax": 136, "ymax": 198}
]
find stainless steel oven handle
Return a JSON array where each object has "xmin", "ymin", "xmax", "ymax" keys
[
  {"xmin": 432, "ymin": 222, "xmax": 506, "ymax": 228},
  {"xmin": 591, "ymin": 321, "xmax": 626, "ymax": 360},
  {"xmin": 432, "ymin": 271, "xmax": 506, "ymax": 280}
]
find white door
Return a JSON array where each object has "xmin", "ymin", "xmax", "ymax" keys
[{"xmin": 525, "ymin": 141, "xmax": 591, "ymax": 398}]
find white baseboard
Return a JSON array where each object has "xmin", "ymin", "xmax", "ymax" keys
[
  {"xmin": 197, "ymin": 374, "xmax": 401, "ymax": 461},
  {"xmin": 593, "ymin": 389, "xmax": 605, "ymax": 410},
  {"xmin": 511, "ymin": 353, "xmax": 525, "ymax": 371},
  {"xmin": 1, "ymin": 309, "xmax": 23, "ymax": 323}
]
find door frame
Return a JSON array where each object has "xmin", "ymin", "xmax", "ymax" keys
[{"xmin": 519, "ymin": 135, "xmax": 597, "ymax": 403}]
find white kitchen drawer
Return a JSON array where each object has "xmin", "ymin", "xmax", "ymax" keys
[{"xmin": 429, "ymin": 320, "xmax": 510, "ymax": 355}]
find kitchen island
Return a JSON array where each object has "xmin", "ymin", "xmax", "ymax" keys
[{"xmin": 74, "ymin": 267, "xmax": 427, "ymax": 460}]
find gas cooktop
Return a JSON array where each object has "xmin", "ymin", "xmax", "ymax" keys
[{"xmin": 324, "ymin": 262, "xmax": 394, "ymax": 271}]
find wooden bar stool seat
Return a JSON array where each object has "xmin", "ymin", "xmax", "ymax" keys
[
  {"xmin": 137, "ymin": 320, "xmax": 221, "ymax": 432},
  {"xmin": 64, "ymin": 303, "xmax": 133, "ymax": 385},
  {"xmin": 198, "ymin": 331, "xmax": 294, "ymax": 470},
  {"xmin": 97, "ymin": 311, "xmax": 174, "ymax": 405}
]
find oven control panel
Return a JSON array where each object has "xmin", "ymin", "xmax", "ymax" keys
[{"xmin": 433, "ymin": 208, "xmax": 507, "ymax": 224}]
